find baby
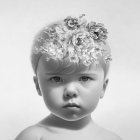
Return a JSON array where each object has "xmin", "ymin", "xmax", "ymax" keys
[{"xmin": 15, "ymin": 14, "xmax": 122, "ymax": 140}]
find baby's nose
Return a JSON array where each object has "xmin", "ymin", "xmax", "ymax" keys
[{"xmin": 63, "ymin": 83, "xmax": 79, "ymax": 99}]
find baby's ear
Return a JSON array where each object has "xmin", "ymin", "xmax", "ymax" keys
[
  {"xmin": 100, "ymin": 78, "xmax": 109, "ymax": 99},
  {"xmin": 33, "ymin": 76, "xmax": 42, "ymax": 96}
]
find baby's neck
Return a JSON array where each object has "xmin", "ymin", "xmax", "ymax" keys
[{"xmin": 39, "ymin": 114, "xmax": 94, "ymax": 131}]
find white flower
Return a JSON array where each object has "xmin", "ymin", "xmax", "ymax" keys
[
  {"xmin": 33, "ymin": 15, "xmax": 111, "ymax": 66},
  {"xmin": 71, "ymin": 31, "xmax": 90, "ymax": 47}
]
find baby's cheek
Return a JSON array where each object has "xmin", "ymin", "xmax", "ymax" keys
[
  {"xmin": 43, "ymin": 88, "xmax": 63, "ymax": 104},
  {"xmin": 82, "ymin": 89, "xmax": 101, "ymax": 107},
  {"xmin": 42, "ymin": 92, "xmax": 61, "ymax": 112}
]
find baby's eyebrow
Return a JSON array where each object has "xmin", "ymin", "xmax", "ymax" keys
[
  {"xmin": 78, "ymin": 73, "xmax": 98, "ymax": 77},
  {"xmin": 45, "ymin": 72, "xmax": 98, "ymax": 77},
  {"xmin": 45, "ymin": 72, "xmax": 64, "ymax": 75},
  {"xmin": 78, "ymin": 72, "xmax": 97, "ymax": 75}
]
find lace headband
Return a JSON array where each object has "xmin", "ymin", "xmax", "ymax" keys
[{"xmin": 33, "ymin": 14, "xmax": 112, "ymax": 66}]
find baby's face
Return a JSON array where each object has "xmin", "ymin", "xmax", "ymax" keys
[{"xmin": 35, "ymin": 55, "xmax": 107, "ymax": 121}]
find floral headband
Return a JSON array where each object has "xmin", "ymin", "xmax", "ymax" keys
[{"xmin": 33, "ymin": 14, "xmax": 112, "ymax": 66}]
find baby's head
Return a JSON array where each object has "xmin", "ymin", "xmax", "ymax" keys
[
  {"xmin": 31, "ymin": 14, "xmax": 111, "ymax": 78},
  {"xmin": 30, "ymin": 15, "xmax": 112, "ymax": 121}
]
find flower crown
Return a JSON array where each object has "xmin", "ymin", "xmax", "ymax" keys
[{"xmin": 33, "ymin": 14, "xmax": 112, "ymax": 66}]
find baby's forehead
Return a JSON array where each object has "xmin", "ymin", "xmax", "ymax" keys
[{"xmin": 37, "ymin": 55, "xmax": 104, "ymax": 76}]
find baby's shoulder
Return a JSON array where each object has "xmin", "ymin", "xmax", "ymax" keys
[
  {"xmin": 15, "ymin": 124, "xmax": 49, "ymax": 140},
  {"xmin": 97, "ymin": 127, "xmax": 122, "ymax": 140}
]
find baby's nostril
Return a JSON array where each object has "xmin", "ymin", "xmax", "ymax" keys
[
  {"xmin": 64, "ymin": 91, "xmax": 77, "ymax": 98},
  {"xmin": 66, "ymin": 94, "xmax": 70, "ymax": 97}
]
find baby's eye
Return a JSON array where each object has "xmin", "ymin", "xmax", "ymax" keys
[
  {"xmin": 79, "ymin": 76, "xmax": 93, "ymax": 82},
  {"xmin": 49, "ymin": 76, "xmax": 63, "ymax": 83}
]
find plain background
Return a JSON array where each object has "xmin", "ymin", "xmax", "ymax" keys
[{"xmin": 0, "ymin": 0, "xmax": 140, "ymax": 139}]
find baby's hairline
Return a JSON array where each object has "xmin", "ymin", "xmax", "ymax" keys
[{"xmin": 33, "ymin": 54, "xmax": 110, "ymax": 80}]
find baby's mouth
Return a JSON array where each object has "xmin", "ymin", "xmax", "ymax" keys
[{"xmin": 63, "ymin": 103, "xmax": 80, "ymax": 108}]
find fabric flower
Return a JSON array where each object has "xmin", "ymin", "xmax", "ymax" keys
[
  {"xmin": 71, "ymin": 31, "xmax": 91, "ymax": 47},
  {"xmin": 45, "ymin": 28, "xmax": 59, "ymax": 41},
  {"xmin": 87, "ymin": 22, "xmax": 108, "ymax": 42},
  {"xmin": 104, "ymin": 55, "xmax": 112, "ymax": 63},
  {"xmin": 64, "ymin": 16, "xmax": 79, "ymax": 30}
]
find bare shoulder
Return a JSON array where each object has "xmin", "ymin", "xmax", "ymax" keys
[
  {"xmin": 99, "ymin": 127, "xmax": 123, "ymax": 140},
  {"xmin": 104, "ymin": 130, "xmax": 122, "ymax": 140},
  {"xmin": 15, "ymin": 124, "xmax": 48, "ymax": 140}
]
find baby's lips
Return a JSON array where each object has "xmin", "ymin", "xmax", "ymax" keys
[{"xmin": 63, "ymin": 103, "xmax": 80, "ymax": 108}]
